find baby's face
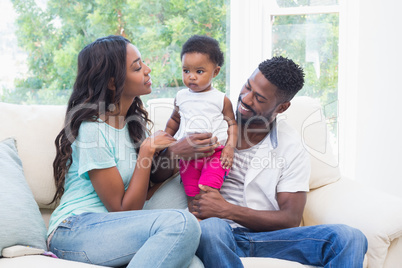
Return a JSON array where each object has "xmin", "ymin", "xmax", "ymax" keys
[{"xmin": 182, "ymin": 52, "xmax": 220, "ymax": 93}]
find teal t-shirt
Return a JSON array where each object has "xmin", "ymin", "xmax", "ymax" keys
[{"xmin": 47, "ymin": 120, "xmax": 137, "ymax": 236}]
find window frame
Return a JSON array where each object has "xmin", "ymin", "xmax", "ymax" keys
[{"xmin": 229, "ymin": 0, "xmax": 357, "ymax": 177}]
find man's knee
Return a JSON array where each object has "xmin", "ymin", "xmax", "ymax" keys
[
  {"xmin": 329, "ymin": 224, "xmax": 368, "ymax": 250},
  {"xmin": 200, "ymin": 218, "xmax": 229, "ymax": 233},
  {"xmin": 197, "ymin": 218, "xmax": 241, "ymax": 267},
  {"xmin": 199, "ymin": 217, "xmax": 232, "ymax": 242}
]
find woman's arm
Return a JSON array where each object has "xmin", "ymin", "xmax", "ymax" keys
[{"xmin": 89, "ymin": 131, "xmax": 176, "ymax": 211}]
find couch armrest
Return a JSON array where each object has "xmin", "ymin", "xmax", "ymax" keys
[{"xmin": 303, "ymin": 177, "xmax": 402, "ymax": 268}]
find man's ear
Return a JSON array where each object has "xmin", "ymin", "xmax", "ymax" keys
[
  {"xmin": 276, "ymin": 101, "xmax": 291, "ymax": 114},
  {"xmin": 108, "ymin": 78, "xmax": 116, "ymax": 90},
  {"xmin": 213, "ymin": 66, "xmax": 221, "ymax": 78}
]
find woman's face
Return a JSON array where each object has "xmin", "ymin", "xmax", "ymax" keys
[{"xmin": 122, "ymin": 44, "xmax": 152, "ymax": 98}]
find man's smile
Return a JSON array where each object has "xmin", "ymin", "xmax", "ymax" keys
[{"xmin": 240, "ymin": 103, "xmax": 250, "ymax": 112}]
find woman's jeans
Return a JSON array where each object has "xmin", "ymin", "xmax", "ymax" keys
[
  {"xmin": 49, "ymin": 209, "xmax": 201, "ymax": 268},
  {"xmin": 197, "ymin": 218, "xmax": 368, "ymax": 268}
]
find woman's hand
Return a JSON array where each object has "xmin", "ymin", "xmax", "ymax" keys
[
  {"xmin": 141, "ymin": 130, "xmax": 177, "ymax": 155},
  {"xmin": 167, "ymin": 133, "xmax": 219, "ymax": 160}
]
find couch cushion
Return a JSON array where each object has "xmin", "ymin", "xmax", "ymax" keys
[
  {"xmin": 304, "ymin": 177, "xmax": 402, "ymax": 268},
  {"xmin": 0, "ymin": 255, "xmax": 316, "ymax": 268},
  {"xmin": 146, "ymin": 98, "xmax": 175, "ymax": 133},
  {"xmin": 0, "ymin": 138, "xmax": 47, "ymax": 256},
  {"xmin": 280, "ymin": 96, "xmax": 340, "ymax": 189},
  {"xmin": 0, "ymin": 255, "xmax": 103, "ymax": 268},
  {"xmin": 241, "ymin": 257, "xmax": 318, "ymax": 267},
  {"xmin": 0, "ymin": 102, "xmax": 66, "ymax": 208}
]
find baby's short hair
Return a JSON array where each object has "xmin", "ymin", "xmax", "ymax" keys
[{"xmin": 181, "ymin": 35, "xmax": 224, "ymax": 66}]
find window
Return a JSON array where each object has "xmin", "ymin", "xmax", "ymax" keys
[
  {"xmin": 0, "ymin": 0, "xmax": 230, "ymax": 105},
  {"xmin": 272, "ymin": 12, "xmax": 339, "ymax": 151},
  {"xmin": 230, "ymin": 0, "xmax": 339, "ymax": 154}
]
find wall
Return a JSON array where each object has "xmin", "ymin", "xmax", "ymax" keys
[{"xmin": 352, "ymin": 0, "xmax": 402, "ymax": 197}]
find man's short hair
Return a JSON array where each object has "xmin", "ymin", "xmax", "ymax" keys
[
  {"xmin": 181, "ymin": 35, "xmax": 224, "ymax": 67},
  {"xmin": 258, "ymin": 56, "xmax": 305, "ymax": 102}
]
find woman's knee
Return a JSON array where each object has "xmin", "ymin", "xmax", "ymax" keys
[
  {"xmin": 183, "ymin": 210, "xmax": 202, "ymax": 239},
  {"xmin": 159, "ymin": 210, "xmax": 201, "ymax": 240}
]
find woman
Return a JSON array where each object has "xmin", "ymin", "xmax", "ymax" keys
[{"xmin": 47, "ymin": 35, "xmax": 201, "ymax": 268}]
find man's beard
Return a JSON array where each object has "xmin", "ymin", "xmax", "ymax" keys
[{"xmin": 236, "ymin": 96, "xmax": 273, "ymax": 128}]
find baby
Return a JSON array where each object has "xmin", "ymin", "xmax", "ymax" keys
[{"xmin": 165, "ymin": 35, "xmax": 237, "ymax": 208}]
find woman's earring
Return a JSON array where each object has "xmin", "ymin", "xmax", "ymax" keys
[{"xmin": 108, "ymin": 104, "xmax": 116, "ymax": 112}]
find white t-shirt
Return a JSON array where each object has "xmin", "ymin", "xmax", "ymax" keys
[
  {"xmin": 221, "ymin": 120, "xmax": 310, "ymax": 228},
  {"xmin": 175, "ymin": 88, "xmax": 228, "ymax": 144}
]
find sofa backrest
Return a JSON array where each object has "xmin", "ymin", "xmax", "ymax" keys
[
  {"xmin": 280, "ymin": 96, "xmax": 340, "ymax": 189},
  {"xmin": 0, "ymin": 103, "xmax": 66, "ymax": 209},
  {"xmin": 0, "ymin": 96, "xmax": 340, "ymax": 209}
]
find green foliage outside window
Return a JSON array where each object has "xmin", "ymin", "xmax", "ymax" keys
[
  {"xmin": 4, "ymin": 0, "xmax": 228, "ymax": 104},
  {"xmin": 272, "ymin": 13, "xmax": 339, "ymax": 136}
]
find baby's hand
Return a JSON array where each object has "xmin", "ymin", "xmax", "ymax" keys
[{"xmin": 220, "ymin": 145, "xmax": 234, "ymax": 169}]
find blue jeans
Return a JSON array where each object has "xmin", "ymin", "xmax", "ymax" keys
[
  {"xmin": 196, "ymin": 218, "xmax": 368, "ymax": 268},
  {"xmin": 49, "ymin": 209, "xmax": 201, "ymax": 268}
]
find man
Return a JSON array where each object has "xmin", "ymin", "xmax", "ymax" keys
[{"xmin": 187, "ymin": 56, "xmax": 368, "ymax": 267}]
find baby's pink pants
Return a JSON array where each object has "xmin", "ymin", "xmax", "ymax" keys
[{"xmin": 179, "ymin": 146, "xmax": 229, "ymax": 196}]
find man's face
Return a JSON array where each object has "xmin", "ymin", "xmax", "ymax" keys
[{"xmin": 236, "ymin": 69, "xmax": 289, "ymax": 127}]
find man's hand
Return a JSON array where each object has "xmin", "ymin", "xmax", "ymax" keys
[
  {"xmin": 167, "ymin": 133, "xmax": 219, "ymax": 160},
  {"xmin": 190, "ymin": 185, "xmax": 232, "ymax": 220}
]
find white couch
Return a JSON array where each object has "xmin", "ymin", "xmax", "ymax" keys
[{"xmin": 1, "ymin": 96, "xmax": 402, "ymax": 268}]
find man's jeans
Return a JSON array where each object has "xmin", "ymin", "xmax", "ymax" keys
[
  {"xmin": 49, "ymin": 209, "xmax": 200, "ymax": 268},
  {"xmin": 197, "ymin": 217, "xmax": 368, "ymax": 268}
]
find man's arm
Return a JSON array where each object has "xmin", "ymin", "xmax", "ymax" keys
[
  {"xmin": 166, "ymin": 133, "xmax": 219, "ymax": 160},
  {"xmin": 191, "ymin": 185, "xmax": 306, "ymax": 232},
  {"xmin": 150, "ymin": 133, "xmax": 220, "ymax": 183}
]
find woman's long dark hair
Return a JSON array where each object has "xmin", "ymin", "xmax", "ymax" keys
[{"xmin": 50, "ymin": 35, "xmax": 151, "ymax": 204}]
